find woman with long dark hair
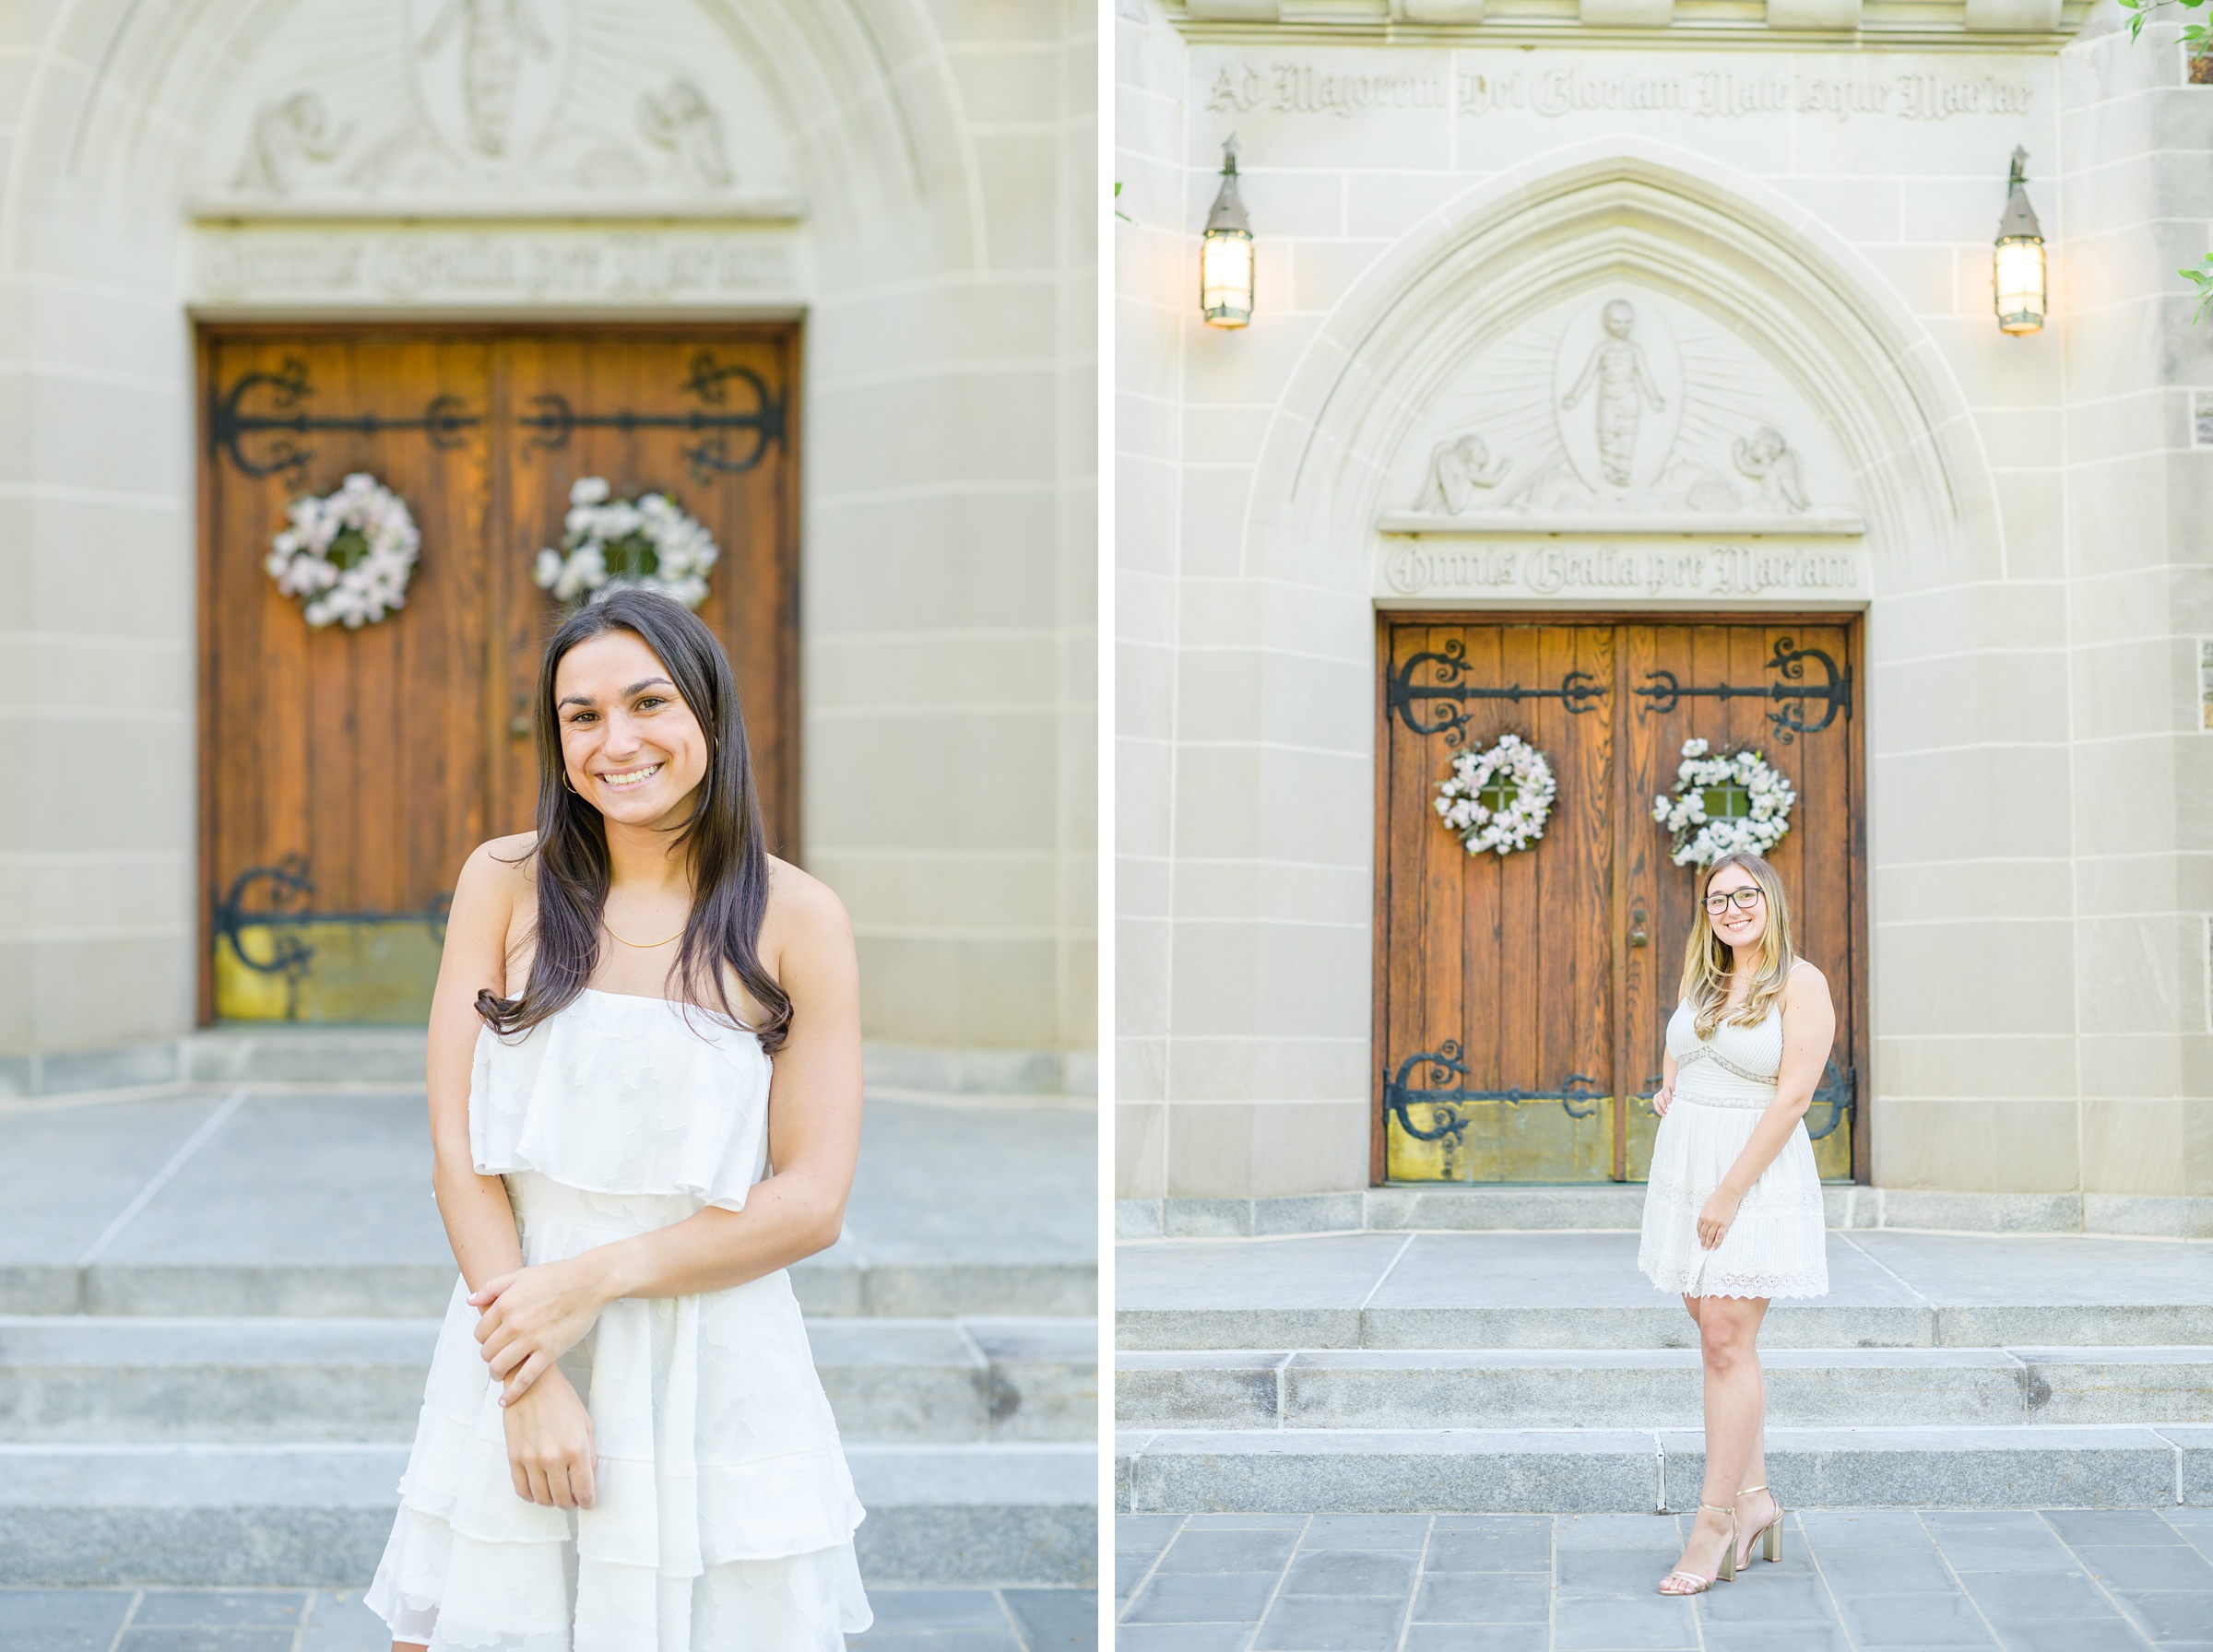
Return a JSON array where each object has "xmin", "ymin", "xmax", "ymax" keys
[
  {"xmin": 1639, "ymin": 849, "xmax": 1833, "ymax": 1598},
  {"xmin": 366, "ymin": 588, "xmax": 871, "ymax": 1650}
]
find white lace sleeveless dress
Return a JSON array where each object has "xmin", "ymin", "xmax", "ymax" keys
[
  {"xmin": 1636, "ymin": 990, "xmax": 1828, "ymax": 1300},
  {"xmin": 365, "ymin": 989, "xmax": 872, "ymax": 1652}
]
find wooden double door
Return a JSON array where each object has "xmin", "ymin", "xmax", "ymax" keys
[
  {"xmin": 1373, "ymin": 616, "xmax": 1865, "ymax": 1185},
  {"xmin": 198, "ymin": 325, "xmax": 799, "ymax": 1023}
]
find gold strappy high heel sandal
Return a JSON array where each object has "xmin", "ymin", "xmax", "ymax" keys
[
  {"xmin": 1735, "ymin": 1484, "xmax": 1784, "ymax": 1568},
  {"xmin": 1658, "ymin": 1504, "xmax": 1738, "ymax": 1595}
]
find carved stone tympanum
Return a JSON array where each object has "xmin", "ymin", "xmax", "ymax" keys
[
  {"xmin": 1379, "ymin": 288, "xmax": 1864, "ymax": 538},
  {"xmin": 195, "ymin": 0, "xmax": 796, "ymax": 216}
]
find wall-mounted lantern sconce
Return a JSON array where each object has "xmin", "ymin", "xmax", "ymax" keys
[
  {"xmin": 1994, "ymin": 146, "xmax": 2046, "ymax": 336},
  {"xmin": 1201, "ymin": 136, "xmax": 1253, "ymax": 329}
]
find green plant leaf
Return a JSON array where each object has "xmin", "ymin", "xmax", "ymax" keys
[{"xmin": 2185, "ymin": 258, "xmax": 2213, "ymax": 324}]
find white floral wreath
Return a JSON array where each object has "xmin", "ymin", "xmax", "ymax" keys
[
  {"xmin": 1651, "ymin": 738, "xmax": 1796, "ymax": 867},
  {"xmin": 534, "ymin": 477, "xmax": 719, "ymax": 609},
  {"xmin": 264, "ymin": 472, "xmax": 420, "ymax": 630},
  {"xmin": 1434, "ymin": 733, "xmax": 1557, "ymax": 857}
]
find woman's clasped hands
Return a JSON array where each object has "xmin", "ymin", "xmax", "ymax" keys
[
  {"xmin": 471, "ymin": 1252, "xmax": 611, "ymax": 1401},
  {"xmin": 470, "ymin": 1255, "xmax": 614, "ymax": 1511}
]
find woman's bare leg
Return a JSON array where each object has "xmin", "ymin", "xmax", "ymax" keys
[
  {"xmin": 1735, "ymin": 1375, "xmax": 1774, "ymax": 1567},
  {"xmin": 1663, "ymin": 1293, "xmax": 1771, "ymax": 1589}
]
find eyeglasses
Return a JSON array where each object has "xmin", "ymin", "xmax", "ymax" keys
[{"xmin": 1703, "ymin": 887, "xmax": 1765, "ymax": 914}]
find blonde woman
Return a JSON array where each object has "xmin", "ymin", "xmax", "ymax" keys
[{"xmin": 1639, "ymin": 848, "xmax": 1833, "ymax": 1597}]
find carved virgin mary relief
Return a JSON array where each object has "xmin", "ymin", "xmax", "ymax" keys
[
  {"xmin": 1381, "ymin": 288, "xmax": 1862, "ymax": 537},
  {"xmin": 406, "ymin": 0, "xmax": 577, "ymax": 164},
  {"xmin": 1556, "ymin": 298, "xmax": 1682, "ymax": 493},
  {"xmin": 202, "ymin": 0, "xmax": 793, "ymax": 210}
]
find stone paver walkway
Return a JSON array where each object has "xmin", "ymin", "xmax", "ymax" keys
[
  {"xmin": 0, "ymin": 1585, "xmax": 1097, "ymax": 1652},
  {"xmin": 0, "ymin": 1086, "xmax": 1096, "ymax": 1285},
  {"xmin": 1117, "ymin": 1508, "xmax": 2213, "ymax": 1651}
]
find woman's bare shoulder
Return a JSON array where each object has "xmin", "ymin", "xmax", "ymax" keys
[
  {"xmin": 454, "ymin": 832, "xmax": 538, "ymax": 907},
  {"xmin": 1785, "ymin": 957, "xmax": 1830, "ymax": 997},
  {"xmin": 764, "ymin": 854, "xmax": 852, "ymax": 940}
]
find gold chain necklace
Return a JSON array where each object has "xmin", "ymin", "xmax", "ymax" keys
[{"xmin": 602, "ymin": 915, "xmax": 686, "ymax": 949}]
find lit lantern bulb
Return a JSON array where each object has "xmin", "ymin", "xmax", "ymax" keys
[
  {"xmin": 1994, "ymin": 146, "xmax": 2046, "ymax": 336},
  {"xmin": 1201, "ymin": 136, "xmax": 1253, "ymax": 329}
]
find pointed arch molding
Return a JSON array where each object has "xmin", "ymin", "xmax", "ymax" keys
[
  {"xmin": 1252, "ymin": 144, "xmax": 1996, "ymax": 593},
  {"xmin": 4, "ymin": 0, "xmax": 980, "ymax": 288}
]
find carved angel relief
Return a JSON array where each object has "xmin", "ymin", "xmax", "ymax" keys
[
  {"xmin": 1391, "ymin": 291, "xmax": 1858, "ymax": 532},
  {"xmin": 1414, "ymin": 435, "xmax": 1511, "ymax": 514},
  {"xmin": 233, "ymin": 93, "xmax": 349, "ymax": 195},
  {"xmin": 211, "ymin": 0, "xmax": 780, "ymax": 207}
]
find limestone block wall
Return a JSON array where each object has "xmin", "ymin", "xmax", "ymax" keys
[
  {"xmin": 1116, "ymin": 0, "xmax": 2212, "ymax": 1227},
  {"xmin": 0, "ymin": 0, "xmax": 1095, "ymax": 1090},
  {"xmin": 2059, "ymin": 18, "xmax": 2213, "ymax": 1229},
  {"xmin": 803, "ymin": 0, "xmax": 1100, "ymax": 1058}
]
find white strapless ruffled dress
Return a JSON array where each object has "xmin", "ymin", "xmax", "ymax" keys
[
  {"xmin": 366, "ymin": 989, "xmax": 871, "ymax": 1652},
  {"xmin": 1636, "ymin": 997, "xmax": 1828, "ymax": 1301}
]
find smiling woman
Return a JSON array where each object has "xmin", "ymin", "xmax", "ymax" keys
[
  {"xmin": 364, "ymin": 587, "xmax": 873, "ymax": 1652},
  {"xmin": 1638, "ymin": 849, "xmax": 1834, "ymax": 1599}
]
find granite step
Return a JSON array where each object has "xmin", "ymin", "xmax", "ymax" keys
[
  {"xmin": 2, "ymin": 1089, "xmax": 1096, "ymax": 1321},
  {"xmin": 0, "ymin": 1440, "xmax": 1097, "ymax": 1587},
  {"xmin": 1116, "ymin": 1230, "xmax": 2213, "ymax": 1352},
  {"xmin": 1118, "ymin": 1298, "xmax": 2213, "ymax": 1351},
  {"xmin": 1117, "ymin": 1346, "xmax": 2213, "ymax": 1431},
  {"xmin": 0, "ymin": 1315, "xmax": 1095, "ymax": 1445},
  {"xmin": 0, "ymin": 1254, "xmax": 1095, "ymax": 1319},
  {"xmin": 1116, "ymin": 1424, "xmax": 2213, "ymax": 1516}
]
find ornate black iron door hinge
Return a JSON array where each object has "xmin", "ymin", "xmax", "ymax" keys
[
  {"xmin": 519, "ymin": 351, "xmax": 786, "ymax": 482},
  {"xmin": 1633, "ymin": 637, "xmax": 1851, "ymax": 744},
  {"xmin": 1389, "ymin": 640, "xmax": 1608, "ymax": 745},
  {"xmin": 209, "ymin": 351, "xmax": 787, "ymax": 484},
  {"xmin": 1383, "ymin": 1042, "xmax": 1605, "ymax": 1143},
  {"xmin": 214, "ymin": 856, "xmax": 453, "ymax": 981},
  {"xmin": 209, "ymin": 360, "xmax": 479, "ymax": 479},
  {"xmin": 1807, "ymin": 1058, "xmax": 1854, "ymax": 1141}
]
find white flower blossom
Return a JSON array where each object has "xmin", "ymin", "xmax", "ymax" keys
[
  {"xmin": 1433, "ymin": 733, "xmax": 1557, "ymax": 857},
  {"xmin": 1651, "ymin": 738, "xmax": 1795, "ymax": 867},
  {"xmin": 265, "ymin": 471, "xmax": 420, "ymax": 629},
  {"xmin": 534, "ymin": 476, "xmax": 719, "ymax": 610}
]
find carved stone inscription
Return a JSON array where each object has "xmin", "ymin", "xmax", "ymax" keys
[
  {"xmin": 194, "ymin": 228, "xmax": 799, "ymax": 306},
  {"xmin": 1382, "ymin": 541, "xmax": 1868, "ymax": 601},
  {"xmin": 1205, "ymin": 55, "xmax": 2032, "ymax": 123}
]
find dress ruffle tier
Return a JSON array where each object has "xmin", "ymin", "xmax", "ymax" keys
[
  {"xmin": 1637, "ymin": 997, "xmax": 1829, "ymax": 1302},
  {"xmin": 367, "ymin": 991, "xmax": 871, "ymax": 1652}
]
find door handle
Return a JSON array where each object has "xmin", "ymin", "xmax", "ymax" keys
[{"xmin": 1628, "ymin": 904, "xmax": 1649, "ymax": 948}]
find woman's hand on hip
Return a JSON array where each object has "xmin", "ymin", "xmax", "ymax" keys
[
  {"xmin": 500, "ymin": 1364, "xmax": 596, "ymax": 1510},
  {"xmin": 1651, "ymin": 1083, "xmax": 1674, "ymax": 1118},
  {"xmin": 471, "ymin": 1253, "xmax": 614, "ymax": 1404},
  {"xmin": 1697, "ymin": 1186, "xmax": 1743, "ymax": 1250}
]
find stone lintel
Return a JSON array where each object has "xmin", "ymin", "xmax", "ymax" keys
[
  {"xmin": 1167, "ymin": 0, "xmax": 2087, "ymax": 39},
  {"xmin": 1378, "ymin": 512, "xmax": 1867, "ymax": 537},
  {"xmin": 188, "ymin": 194, "xmax": 807, "ymax": 225}
]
